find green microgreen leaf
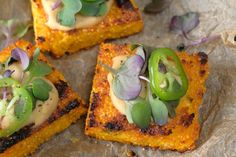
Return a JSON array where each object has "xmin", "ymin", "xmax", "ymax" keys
[
  {"xmin": 28, "ymin": 48, "xmax": 52, "ymax": 78},
  {"xmin": 28, "ymin": 61, "xmax": 52, "ymax": 79},
  {"xmin": 97, "ymin": 2, "xmax": 107, "ymax": 16},
  {"xmin": 164, "ymin": 100, "xmax": 179, "ymax": 118},
  {"xmin": 58, "ymin": 0, "xmax": 82, "ymax": 27},
  {"xmin": 130, "ymin": 98, "xmax": 151, "ymax": 129},
  {"xmin": 26, "ymin": 88, "xmax": 37, "ymax": 110},
  {"xmin": 79, "ymin": 0, "xmax": 107, "ymax": 16},
  {"xmin": 33, "ymin": 47, "xmax": 40, "ymax": 59},
  {"xmin": 24, "ymin": 48, "xmax": 52, "ymax": 87},
  {"xmin": 32, "ymin": 78, "xmax": 52, "ymax": 101},
  {"xmin": 125, "ymin": 97, "xmax": 146, "ymax": 124},
  {"xmin": 80, "ymin": 0, "xmax": 100, "ymax": 16},
  {"xmin": 148, "ymin": 86, "xmax": 168, "ymax": 126}
]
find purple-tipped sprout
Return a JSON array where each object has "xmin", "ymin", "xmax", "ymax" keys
[
  {"xmin": 186, "ymin": 35, "xmax": 221, "ymax": 49},
  {"xmin": 3, "ymin": 69, "xmax": 15, "ymax": 78},
  {"xmin": 51, "ymin": 0, "xmax": 62, "ymax": 10},
  {"xmin": 11, "ymin": 48, "xmax": 29, "ymax": 70}
]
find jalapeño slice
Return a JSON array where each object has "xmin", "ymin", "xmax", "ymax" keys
[
  {"xmin": 0, "ymin": 78, "xmax": 33, "ymax": 137},
  {"xmin": 148, "ymin": 48, "xmax": 188, "ymax": 101}
]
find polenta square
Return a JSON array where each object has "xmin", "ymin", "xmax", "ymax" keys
[
  {"xmin": 31, "ymin": 0, "xmax": 143, "ymax": 58},
  {"xmin": 0, "ymin": 40, "xmax": 87, "ymax": 157},
  {"xmin": 85, "ymin": 43, "xmax": 209, "ymax": 152}
]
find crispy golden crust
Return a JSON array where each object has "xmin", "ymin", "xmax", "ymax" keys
[
  {"xmin": 85, "ymin": 43, "xmax": 209, "ymax": 152},
  {"xmin": 0, "ymin": 40, "xmax": 87, "ymax": 157},
  {"xmin": 31, "ymin": 0, "xmax": 144, "ymax": 58}
]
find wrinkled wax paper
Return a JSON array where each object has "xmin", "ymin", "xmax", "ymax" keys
[{"xmin": 0, "ymin": 0, "xmax": 236, "ymax": 156}]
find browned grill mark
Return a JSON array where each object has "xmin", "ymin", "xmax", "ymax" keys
[
  {"xmin": 88, "ymin": 93, "xmax": 101, "ymax": 127},
  {"xmin": 90, "ymin": 93, "xmax": 100, "ymax": 111},
  {"xmin": 104, "ymin": 121, "xmax": 123, "ymax": 131},
  {"xmin": 0, "ymin": 99, "xmax": 80, "ymax": 153},
  {"xmin": 199, "ymin": 70, "xmax": 206, "ymax": 77},
  {"xmin": 197, "ymin": 52, "xmax": 208, "ymax": 65},
  {"xmin": 36, "ymin": 36, "xmax": 46, "ymax": 42},
  {"xmin": 116, "ymin": 0, "xmax": 133, "ymax": 10},
  {"xmin": 141, "ymin": 125, "xmax": 172, "ymax": 136},
  {"xmin": 59, "ymin": 99, "xmax": 80, "ymax": 115},
  {"xmin": 54, "ymin": 80, "xmax": 69, "ymax": 99},
  {"xmin": 197, "ymin": 90, "xmax": 204, "ymax": 98},
  {"xmin": 0, "ymin": 124, "xmax": 33, "ymax": 153},
  {"xmin": 89, "ymin": 114, "xmax": 96, "ymax": 127},
  {"xmin": 181, "ymin": 59, "xmax": 186, "ymax": 64},
  {"xmin": 180, "ymin": 113, "xmax": 195, "ymax": 128}
]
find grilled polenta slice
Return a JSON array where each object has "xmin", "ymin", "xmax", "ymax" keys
[
  {"xmin": 31, "ymin": 0, "xmax": 143, "ymax": 58},
  {"xmin": 0, "ymin": 40, "xmax": 87, "ymax": 157},
  {"xmin": 85, "ymin": 43, "xmax": 209, "ymax": 152}
]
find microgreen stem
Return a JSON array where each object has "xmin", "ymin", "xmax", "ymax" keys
[
  {"xmin": 7, "ymin": 95, "xmax": 19, "ymax": 110},
  {"xmin": 99, "ymin": 61, "xmax": 118, "ymax": 75},
  {"xmin": 51, "ymin": 0, "xmax": 62, "ymax": 10},
  {"xmin": 139, "ymin": 76, "xmax": 150, "ymax": 83},
  {"xmin": 186, "ymin": 35, "xmax": 221, "ymax": 49},
  {"xmin": 2, "ymin": 87, "xmax": 7, "ymax": 99},
  {"xmin": 22, "ymin": 75, "xmax": 33, "ymax": 88},
  {"xmin": 182, "ymin": 31, "xmax": 191, "ymax": 40}
]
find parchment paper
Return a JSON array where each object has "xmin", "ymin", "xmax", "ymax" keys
[{"xmin": 0, "ymin": 0, "xmax": 236, "ymax": 156}]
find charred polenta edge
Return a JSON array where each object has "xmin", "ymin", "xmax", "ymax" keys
[
  {"xmin": 31, "ymin": 0, "xmax": 144, "ymax": 57},
  {"xmin": 85, "ymin": 43, "xmax": 209, "ymax": 152},
  {"xmin": 0, "ymin": 40, "xmax": 87, "ymax": 157}
]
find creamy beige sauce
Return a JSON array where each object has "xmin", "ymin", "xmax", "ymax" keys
[
  {"xmin": 1, "ymin": 63, "xmax": 59, "ymax": 128},
  {"xmin": 107, "ymin": 56, "xmax": 147, "ymax": 115},
  {"xmin": 42, "ymin": 0, "xmax": 113, "ymax": 31},
  {"xmin": 26, "ymin": 79, "xmax": 59, "ymax": 127}
]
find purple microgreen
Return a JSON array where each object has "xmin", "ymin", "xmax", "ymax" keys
[
  {"xmin": 185, "ymin": 35, "xmax": 221, "ymax": 49},
  {"xmin": 144, "ymin": 0, "xmax": 170, "ymax": 14},
  {"xmin": 176, "ymin": 35, "xmax": 221, "ymax": 51},
  {"xmin": 170, "ymin": 12, "xmax": 199, "ymax": 40},
  {"xmin": 131, "ymin": 44, "xmax": 155, "ymax": 74},
  {"xmin": 51, "ymin": 0, "xmax": 62, "ymax": 10},
  {"xmin": 0, "ymin": 19, "xmax": 32, "ymax": 49},
  {"xmin": 135, "ymin": 46, "xmax": 145, "ymax": 60},
  {"xmin": 112, "ymin": 55, "xmax": 144, "ymax": 100},
  {"xmin": 3, "ymin": 70, "xmax": 15, "ymax": 78},
  {"xmin": 11, "ymin": 48, "xmax": 29, "ymax": 70}
]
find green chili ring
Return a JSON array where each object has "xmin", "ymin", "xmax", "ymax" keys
[
  {"xmin": 148, "ymin": 48, "xmax": 188, "ymax": 101},
  {"xmin": 0, "ymin": 78, "xmax": 33, "ymax": 137}
]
